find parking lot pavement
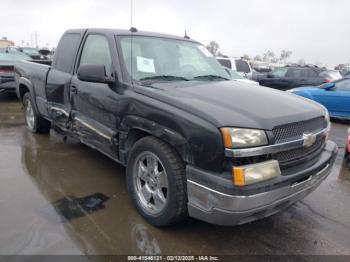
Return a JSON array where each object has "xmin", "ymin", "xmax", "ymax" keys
[{"xmin": 0, "ymin": 93, "xmax": 350, "ymax": 255}]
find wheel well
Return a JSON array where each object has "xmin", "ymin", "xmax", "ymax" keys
[
  {"xmin": 122, "ymin": 128, "xmax": 187, "ymax": 166},
  {"xmin": 19, "ymin": 84, "xmax": 30, "ymax": 100},
  {"xmin": 124, "ymin": 129, "xmax": 150, "ymax": 154}
]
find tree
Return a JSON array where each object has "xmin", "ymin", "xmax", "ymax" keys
[
  {"xmin": 206, "ymin": 41, "xmax": 220, "ymax": 56},
  {"xmin": 242, "ymin": 54, "xmax": 250, "ymax": 60},
  {"xmin": 280, "ymin": 50, "xmax": 292, "ymax": 63},
  {"xmin": 263, "ymin": 50, "xmax": 275, "ymax": 62}
]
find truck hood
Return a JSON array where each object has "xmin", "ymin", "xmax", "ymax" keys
[{"xmin": 136, "ymin": 80, "xmax": 325, "ymax": 130}]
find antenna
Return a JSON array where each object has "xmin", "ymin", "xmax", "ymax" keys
[
  {"xmin": 130, "ymin": 0, "xmax": 135, "ymax": 84},
  {"xmin": 184, "ymin": 30, "xmax": 190, "ymax": 39},
  {"xmin": 130, "ymin": 0, "xmax": 137, "ymax": 32},
  {"xmin": 131, "ymin": 0, "xmax": 133, "ymax": 29}
]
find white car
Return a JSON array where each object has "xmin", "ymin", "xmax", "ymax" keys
[
  {"xmin": 216, "ymin": 57, "xmax": 253, "ymax": 79},
  {"xmin": 226, "ymin": 69, "xmax": 259, "ymax": 85}
]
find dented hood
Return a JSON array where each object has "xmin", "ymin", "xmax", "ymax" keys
[{"xmin": 136, "ymin": 80, "xmax": 325, "ymax": 130}]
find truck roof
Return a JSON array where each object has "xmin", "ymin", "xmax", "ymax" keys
[{"xmin": 64, "ymin": 28, "xmax": 200, "ymax": 44}]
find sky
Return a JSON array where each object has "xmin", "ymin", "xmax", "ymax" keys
[{"xmin": 1, "ymin": 0, "xmax": 349, "ymax": 68}]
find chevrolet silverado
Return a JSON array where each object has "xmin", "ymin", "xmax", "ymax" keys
[{"xmin": 15, "ymin": 28, "xmax": 337, "ymax": 226}]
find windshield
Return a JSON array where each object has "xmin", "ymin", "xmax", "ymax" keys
[
  {"xmin": 118, "ymin": 36, "xmax": 230, "ymax": 82},
  {"xmin": 22, "ymin": 48, "xmax": 40, "ymax": 55}
]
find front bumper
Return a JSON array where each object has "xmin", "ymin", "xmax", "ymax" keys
[{"xmin": 187, "ymin": 141, "xmax": 338, "ymax": 226}]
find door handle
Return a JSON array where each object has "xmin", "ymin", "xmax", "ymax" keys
[{"xmin": 71, "ymin": 85, "xmax": 78, "ymax": 94}]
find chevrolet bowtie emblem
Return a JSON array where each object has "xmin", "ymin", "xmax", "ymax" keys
[{"xmin": 302, "ymin": 133, "xmax": 316, "ymax": 148}]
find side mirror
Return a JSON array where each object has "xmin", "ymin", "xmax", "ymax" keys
[
  {"xmin": 267, "ymin": 72, "xmax": 273, "ymax": 78},
  {"xmin": 77, "ymin": 64, "xmax": 114, "ymax": 84},
  {"xmin": 322, "ymin": 82, "xmax": 335, "ymax": 90}
]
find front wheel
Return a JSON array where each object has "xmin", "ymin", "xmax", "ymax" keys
[
  {"xmin": 126, "ymin": 136, "xmax": 188, "ymax": 227},
  {"xmin": 23, "ymin": 92, "xmax": 51, "ymax": 133}
]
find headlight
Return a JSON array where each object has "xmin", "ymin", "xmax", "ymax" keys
[
  {"xmin": 324, "ymin": 109, "xmax": 330, "ymax": 126},
  {"xmin": 221, "ymin": 127, "xmax": 268, "ymax": 148},
  {"xmin": 324, "ymin": 109, "xmax": 331, "ymax": 141}
]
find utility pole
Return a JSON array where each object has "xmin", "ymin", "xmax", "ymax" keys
[{"xmin": 34, "ymin": 31, "xmax": 38, "ymax": 48}]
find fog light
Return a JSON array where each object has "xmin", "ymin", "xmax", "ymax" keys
[{"xmin": 232, "ymin": 160, "xmax": 281, "ymax": 186}]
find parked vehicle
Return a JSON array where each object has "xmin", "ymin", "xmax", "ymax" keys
[
  {"xmin": 0, "ymin": 50, "xmax": 31, "ymax": 94},
  {"xmin": 15, "ymin": 28, "xmax": 337, "ymax": 227},
  {"xmin": 216, "ymin": 57, "xmax": 253, "ymax": 79},
  {"xmin": 258, "ymin": 65, "xmax": 342, "ymax": 91},
  {"xmin": 288, "ymin": 77, "xmax": 350, "ymax": 120},
  {"xmin": 225, "ymin": 68, "xmax": 259, "ymax": 85},
  {"xmin": 345, "ymin": 128, "xmax": 350, "ymax": 169}
]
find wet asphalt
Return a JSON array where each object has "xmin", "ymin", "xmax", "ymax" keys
[{"xmin": 0, "ymin": 93, "xmax": 350, "ymax": 255}]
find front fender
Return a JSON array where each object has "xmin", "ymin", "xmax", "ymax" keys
[
  {"xmin": 118, "ymin": 111, "xmax": 225, "ymax": 172},
  {"xmin": 119, "ymin": 115, "xmax": 193, "ymax": 166}
]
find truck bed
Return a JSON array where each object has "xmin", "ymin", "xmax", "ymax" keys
[{"xmin": 15, "ymin": 60, "xmax": 51, "ymax": 117}]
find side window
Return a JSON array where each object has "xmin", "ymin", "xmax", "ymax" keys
[
  {"xmin": 54, "ymin": 33, "xmax": 80, "ymax": 73},
  {"xmin": 286, "ymin": 68, "xmax": 303, "ymax": 78},
  {"xmin": 79, "ymin": 35, "xmax": 112, "ymax": 76},
  {"xmin": 303, "ymin": 69, "xmax": 317, "ymax": 78},
  {"xmin": 235, "ymin": 60, "xmax": 250, "ymax": 73},
  {"xmin": 335, "ymin": 79, "xmax": 350, "ymax": 91},
  {"xmin": 217, "ymin": 59, "xmax": 232, "ymax": 69},
  {"xmin": 271, "ymin": 68, "xmax": 288, "ymax": 78}
]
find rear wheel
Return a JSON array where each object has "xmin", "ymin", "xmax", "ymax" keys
[
  {"xmin": 126, "ymin": 136, "xmax": 187, "ymax": 227},
  {"xmin": 23, "ymin": 92, "xmax": 51, "ymax": 133}
]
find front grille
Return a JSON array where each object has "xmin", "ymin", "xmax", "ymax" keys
[
  {"xmin": 273, "ymin": 137, "xmax": 325, "ymax": 167},
  {"xmin": 272, "ymin": 117, "xmax": 327, "ymax": 168},
  {"xmin": 272, "ymin": 117, "xmax": 327, "ymax": 143}
]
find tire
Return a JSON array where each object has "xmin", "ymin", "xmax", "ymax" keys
[
  {"xmin": 23, "ymin": 92, "xmax": 51, "ymax": 133},
  {"xmin": 126, "ymin": 136, "xmax": 187, "ymax": 227}
]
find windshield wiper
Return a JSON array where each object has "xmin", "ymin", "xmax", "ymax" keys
[
  {"xmin": 139, "ymin": 75, "xmax": 189, "ymax": 82},
  {"xmin": 192, "ymin": 75, "xmax": 230, "ymax": 81}
]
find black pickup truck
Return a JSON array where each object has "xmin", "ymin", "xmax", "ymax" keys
[{"xmin": 15, "ymin": 28, "xmax": 337, "ymax": 227}]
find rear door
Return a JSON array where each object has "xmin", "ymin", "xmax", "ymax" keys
[
  {"xmin": 70, "ymin": 33, "xmax": 119, "ymax": 158},
  {"xmin": 46, "ymin": 32, "xmax": 83, "ymax": 129},
  {"xmin": 235, "ymin": 59, "xmax": 251, "ymax": 78},
  {"xmin": 301, "ymin": 68, "xmax": 320, "ymax": 86}
]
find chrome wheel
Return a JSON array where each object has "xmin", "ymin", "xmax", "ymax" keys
[
  {"xmin": 24, "ymin": 98, "xmax": 35, "ymax": 130},
  {"xmin": 133, "ymin": 151, "xmax": 169, "ymax": 215}
]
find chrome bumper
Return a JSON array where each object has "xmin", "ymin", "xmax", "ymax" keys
[{"xmin": 187, "ymin": 141, "xmax": 337, "ymax": 226}]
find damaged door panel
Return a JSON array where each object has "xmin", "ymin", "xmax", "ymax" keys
[{"xmin": 46, "ymin": 32, "xmax": 84, "ymax": 130}]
